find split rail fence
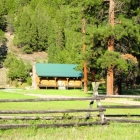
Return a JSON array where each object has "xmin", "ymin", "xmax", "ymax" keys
[
  {"xmin": 0, "ymin": 83, "xmax": 107, "ymax": 129},
  {"xmin": 97, "ymin": 94, "xmax": 140, "ymax": 123},
  {"xmin": 0, "ymin": 82, "xmax": 140, "ymax": 129}
]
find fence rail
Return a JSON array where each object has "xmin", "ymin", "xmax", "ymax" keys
[
  {"xmin": 0, "ymin": 83, "xmax": 106, "ymax": 129},
  {"xmin": 96, "ymin": 93, "xmax": 140, "ymax": 123},
  {"xmin": 0, "ymin": 121, "xmax": 108, "ymax": 130},
  {"xmin": 0, "ymin": 97, "xmax": 105, "ymax": 102},
  {"xmin": 0, "ymin": 108, "xmax": 106, "ymax": 114},
  {"xmin": 100, "ymin": 105, "xmax": 140, "ymax": 109},
  {"xmin": 1, "ymin": 82, "xmax": 140, "ymax": 129},
  {"xmin": 98, "ymin": 94, "xmax": 140, "ymax": 99}
]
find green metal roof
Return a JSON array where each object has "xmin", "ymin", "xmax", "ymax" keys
[{"xmin": 35, "ymin": 63, "xmax": 83, "ymax": 78}]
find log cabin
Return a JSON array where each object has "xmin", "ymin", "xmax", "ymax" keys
[{"xmin": 33, "ymin": 63, "xmax": 83, "ymax": 89}]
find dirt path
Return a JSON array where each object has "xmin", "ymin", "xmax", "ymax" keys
[
  {"xmin": 22, "ymin": 93, "xmax": 72, "ymax": 98},
  {"xmin": 27, "ymin": 93, "xmax": 140, "ymax": 105},
  {"xmin": 25, "ymin": 93, "xmax": 140, "ymax": 105},
  {"xmin": 4, "ymin": 89, "xmax": 140, "ymax": 105},
  {"xmin": 5, "ymin": 32, "xmax": 14, "ymax": 52},
  {"xmin": 3, "ymin": 89, "xmax": 74, "ymax": 98},
  {"xmin": 103, "ymin": 98, "xmax": 140, "ymax": 105}
]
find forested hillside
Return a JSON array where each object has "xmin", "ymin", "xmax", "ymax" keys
[{"xmin": 0, "ymin": 0, "xmax": 140, "ymax": 92}]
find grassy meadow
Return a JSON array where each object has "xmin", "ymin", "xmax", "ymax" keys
[
  {"xmin": 0, "ymin": 123, "xmax": 140, "ymax": 140},
  {"xmin": 0, "ymin": 88, "xmax": 140, "ymax": 140}
]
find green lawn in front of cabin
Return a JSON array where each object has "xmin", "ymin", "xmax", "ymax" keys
[
  {"xmin": 0, "ymin": 90, "xmax": 37, "ymax": 99},
  {"xmin": 0, "ymin": 89, "xmax": 140, "ymax": 140},
  {"xmin": 0, "ymin": 89, "xmax": 140, "ymax": 116}
]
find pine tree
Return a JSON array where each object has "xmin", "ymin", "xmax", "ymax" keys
[{"xmin": 14, "ymin": 6, "xmax": 33, "ymax": 53}]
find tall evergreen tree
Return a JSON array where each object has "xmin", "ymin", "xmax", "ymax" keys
[
  {"xmin": 1, "ymin": 0, "xmax": 140, "ymax": 93},
  {"xmin": 30, "ymin": 3, "xmax": 48, "ymax": 51},
  {"xmin": 0, "ymin": 0, "xmax": 6, "ymax": 44},
  {"xmin": 14, "ymin": 6, "xmax": 33, "ymax": 53},
  {"xmin": 93, "ymin": 0, "xmax": 140, "ymax": 94}
]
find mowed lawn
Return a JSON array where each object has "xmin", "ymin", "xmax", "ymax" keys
[
  {"xmin": 0, "ymin": 89, "xmax": 140, "ymax": 140},
  {"xmin": 1, "ymin": 89, "xmax": 140, "ymax": 115}
]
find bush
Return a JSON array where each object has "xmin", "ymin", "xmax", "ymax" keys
[
  {"xmin": 3, "ymin": 53, "xmax": 32, "ymax": 81},
  {"xmin": 14, "ymin": 80, "xmax": 19, "ymax": 87},
  {"xmin": 26, "ymin": 77, "xmax": 32, "ymax": 86},
  {"xmin": 22, "ymin": 45, "xmax": 33, "ymax": 54}
]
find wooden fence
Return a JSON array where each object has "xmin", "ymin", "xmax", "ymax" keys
[
  {"xmin": 96, "ymin": 94, "xmax": 140, "ymax": 123},
  {"xmin": 0, "ymin": 83, "xmax": 106, "ymax": 129},
  {"xmin": 83, "ymin": 82, "xmax": 140, "ymax": 123},
  {"xmin": 0, "ymin": 82, "xmax": 140, "ymax": 129}
]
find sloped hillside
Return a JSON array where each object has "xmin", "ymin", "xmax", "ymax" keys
[
  {"xmin": 0, "ymin": 32, "xmax": 48, "ymax": 87},
  {"xmin": 5, "ymin": 32, "xmax": 48, "ymax": 64}
]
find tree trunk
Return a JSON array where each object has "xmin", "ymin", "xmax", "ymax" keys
[
  {"xmin": 107, "ymin": 0, "xmax": 114, "ymax": 95},
  {"xmin": 82, "ymin": 9, "xmax": 88, "ymax": 93},
  {"xmin": 107, "ymin": 66, "xmax": 114, "ymax": 95},
  {"xmin": 83, "ymin": 44, "xmax": 88, "ymax": 92},
  {"xmin": 115, "ymin": 79, "xmax": 122, "ymax": 95},
  {"xmin": 91, "ymin": 69, "xmax": 96, "ymax": 82},
  {"xmin": 109, "ymin": 0, "xmax": 114, "ymax": 26}
]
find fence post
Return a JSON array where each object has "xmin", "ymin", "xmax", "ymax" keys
[
  {"xmin": 86, "ymin": 82, "xmax": 105, "ymax": 123},
  {"xmin": 94, "ymin": 82, "xmax": 105, "ymax": 123},
  {"xmin": 86, "ymin": 82, "xmax": 99, "ymax": 118}
]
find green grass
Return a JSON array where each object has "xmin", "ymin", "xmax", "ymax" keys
[
  {"xmin": 0, "ymin": 90, "xmax": 37, "ymax": 99},
  {"xmin": 0, "ymin": 90, "xmax": 140, "ymax": 115},
  {"xmin": 0, "ymin": 89, "xmax": 140, "ymax": 140},
  {"xmin": 0, "ymin": 101, "xmax": 89, "ymax": 110},
  {"xmin": 0, "ymin": 123, "xmax": 140, "ymax": 140},
  {"xmin": 10, "ymin": 85, "xmax": 140, "ymax": 96}
]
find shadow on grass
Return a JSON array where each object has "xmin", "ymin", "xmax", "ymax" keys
[
  {"xmin": 122, "ymin": 88, "xmax": 140, "ymax": 95},
  {"xmin": 94, "ymin": 86, "xmax": 140, "ymax": 95}
]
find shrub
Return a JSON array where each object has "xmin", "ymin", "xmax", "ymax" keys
[
  {"xmin": 26, "ymin": 77, "xmax": 32, "ymax": 86},
  {"xmin": 4, "ymin": 53, "xmax": 32, "ymax": 81},
  {"xmin": 22, "ymin": 45, "xmax": 33, "ymax": 54}
]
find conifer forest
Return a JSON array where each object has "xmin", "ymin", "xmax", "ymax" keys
[{"xmin": 0, "ymin": 0, "xmax": 140, "ymax": 94}]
